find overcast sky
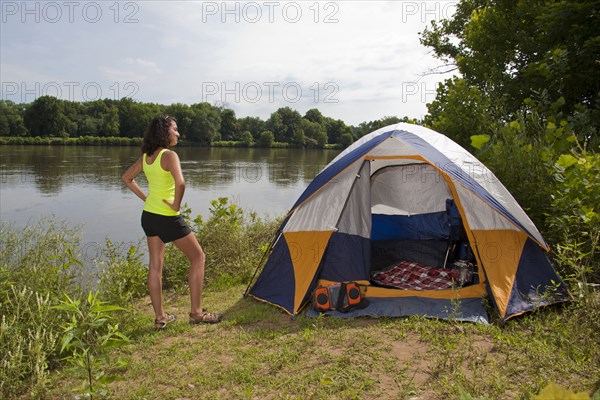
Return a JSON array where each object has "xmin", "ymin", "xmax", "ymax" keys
[{"xmin": 1, "ymin": 1, "xmax": 458, "ymax": 126}]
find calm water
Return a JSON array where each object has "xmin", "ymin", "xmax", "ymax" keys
[{"xmin": 0, "ymin": 145, "xmax": 339, "ymax": 262}]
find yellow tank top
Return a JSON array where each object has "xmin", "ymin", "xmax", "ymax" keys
[{"xmin": 142, "ymin": 149, "xmax": 179, "ymax": 216}]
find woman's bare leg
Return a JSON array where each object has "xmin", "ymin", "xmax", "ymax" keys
[
  {"xmin": 173, "ymin": 232, "xmax": 205, "ymax": 315},
  {"xmin": 147, "ymin": 236, "xmax": 167, "ymax": 319}
]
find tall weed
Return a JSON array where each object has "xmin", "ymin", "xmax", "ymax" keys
[
  {"xmin": 0, "ymin": 287, "xmax": 59, "ymax": 399},
  {"xmin": 0, "ymin": 219, "xmax": 141, "ymax": 398},
  {"xmin": 0, "ymin": 218, "xmax": 84, "ymax": 299},
  {"xmin": 0, "ymin": 219, "xmax": 84, "ymax": 399}
]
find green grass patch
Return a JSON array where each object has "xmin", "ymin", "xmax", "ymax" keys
[
  {"xmin": 42, "ymin": 286, "xmax": 600, "ymax": 400},
  {"xmin": 2, "ymin": 209, "xmax": 599, "ymax": 399}
]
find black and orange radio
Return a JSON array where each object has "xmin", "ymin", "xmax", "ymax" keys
[{"xmin": 313, "ymin": 281, "xmax": 363, "ymax": 313}]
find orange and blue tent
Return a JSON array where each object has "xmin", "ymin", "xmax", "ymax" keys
[{"xmin": 247, "ymin": 123, "xmax": 569, "ymax": 323}]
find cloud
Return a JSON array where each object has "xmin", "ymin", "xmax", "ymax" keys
[
  {"xmin": 1, "ymin": 1, "xmax": 458, "ymax": 125},
  {"xmin": 98, "ymin": 58, "xmax": 163, "ymax": 82}
]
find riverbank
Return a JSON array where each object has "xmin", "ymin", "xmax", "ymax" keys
[
  {"xmin": 1, "ymin": 210, "xmax": 599, "ymax": 399},
  {"xmin": 44, "ymin": 286, "xmax": 600, "ymax": 399}
]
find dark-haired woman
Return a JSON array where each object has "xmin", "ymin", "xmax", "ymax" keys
[{"xmin": 122, "ymin": 115, "xmax": 221, "ymax": 328}]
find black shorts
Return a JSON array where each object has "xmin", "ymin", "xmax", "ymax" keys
[{"xmin": 141, "ymin": 211, "xmax": 192, "ymax": 243}]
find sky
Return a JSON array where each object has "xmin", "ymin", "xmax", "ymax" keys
[{"xmin": 1, "ymin": 0, "xmax": 458, "ymax": 126}]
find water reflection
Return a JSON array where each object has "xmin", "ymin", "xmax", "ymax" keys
[
  {"xmin": 175, "ymin": 147, "xmax": 332, "ymax": 188},
  {"xmin": 0, "ymin": 146, "xmax": 338, "ymax": 195},
  {"xmin": 0, "ymin": 145, "xmax": 339, "ymax": 247}
]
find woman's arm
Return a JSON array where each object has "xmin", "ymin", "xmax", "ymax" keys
[
  {"xmin": 162, "ymin": 150, "xmax": 185, "ymax": 212},
  {"xmin": 121, "ymin": 157, "xmax": 147, "ymax": 202}
]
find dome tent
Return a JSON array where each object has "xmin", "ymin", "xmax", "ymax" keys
[{"xmin": 247, "ymin": 123, "xmax": 569, "ymax": 323}]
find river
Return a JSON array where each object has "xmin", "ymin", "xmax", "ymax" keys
[{"xmin": 0, "ymin": 145, "xmax": 339, "ymax": 262}]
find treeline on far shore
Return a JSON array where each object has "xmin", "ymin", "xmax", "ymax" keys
[
  {"xmin": 0, "ymin": 135, "xmax": 140, "ymax": 146},
  {"xmin": 0, "ymin": 96, "xmax": 416, "ymax": 149},
  {"xmin": 0, "ymin": 135, "xmax": 341, "ymax": 149}
]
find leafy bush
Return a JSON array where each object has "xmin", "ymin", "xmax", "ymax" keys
[
  {"xmin": 474, "ymin": 118, "xmax": 555, "ymax": 231},
  {"xmin": 257, "ymin": 130, "xmax": 274, "ymax": 147},
  {"xmin": 0, "ymin": 218, "xmax": 83, "ymax": 306},
  {"xmin": 53, "ymin": 292, "xmax": 129, "ymax": 399},
  {"xmin": 472, "ymin": 97, "xmax": 599, "ymax": 297},
  {"xmin": 96, "ymin": 239, "xmax": 148, "ymax": 307},
  {"xmin": 548, "ymin": 151, "xmax": 600, "ymax": 290},
  {"xmin": 0, "ymin": 219, "xmax": 84, "ymax": 399},
  {"xmin": 0, "ymin": 219, "xmax": 142, "ymax": 398},
  {"xmin": 163, "ymin": 198, "xmax": 280, "ymax": 290}
]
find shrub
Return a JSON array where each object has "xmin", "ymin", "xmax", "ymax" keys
[
  {"xmin": 0, "ymin": 219, "xmax": 84, "ymax": 399},
  {"xmin": 163, "ymin": 199, "xmax": 280, "ymax": 290},
  {"xmin": 240, "ymin": 130, "xmax": 254, "ymax": 147},
  {"xmin": 53, "ymin": 292, "xmax": 129, "ymax": 400},
  {"xmin": 257, "ymin": 130, "xmax": 274, "ymax": 147},
  {"xmin": 0, "ymin": 219, "xmax": 139, "ymax": 398},
  {"xmin": 547, "ymin": 151, "xmax": 600, "ymax": 290},
  {"xmin": 0, "ymin": 218, "xmax": 83, "ymax": 302},
  {"xmin": 96, "ymin": 239, "xmax": 147, "ymax": 307},
  {"xmin": 473, "ymin": 118, "xmax": 555, "ymax": 233}
]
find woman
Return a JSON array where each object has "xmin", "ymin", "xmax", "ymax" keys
[{"xmin": 122, "ymin": 114, "xmax": 221, "ymax": 329}]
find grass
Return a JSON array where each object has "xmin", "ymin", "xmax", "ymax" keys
[
  {"xmin": 43, "ymin": 285, "xmax": 600, "ymax": 400},
  {"xmin": 3, "ymin": 212, "xmax": 598, "ymax": 399}
]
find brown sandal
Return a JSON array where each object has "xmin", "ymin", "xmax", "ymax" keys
[
  {"xmin": 189, "ymin": 310, "xmax": 222, "ymax": 324},
  {"xmin": 155, "ymin": 313, "xmax": 177, "ymax": 329}
]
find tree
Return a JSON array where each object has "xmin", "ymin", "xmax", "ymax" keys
[
  {"xmin": 78, "ymin": 116, "xmax": 100, "ymax": 136},
  {"xmin": 188, "ymin": 102, "xmax": 221, "ymax": 145},
  {"xmin": 0, "ymin": 113, "xmax": 9, "ymax": 136},
  {"xmin": 69, "ymin": 99, "xmax": 119, "ymax": 137},
  {"xmin": 219, "ymin": 108, "xmax": 239, "ymax": 141},
  {"xmin": 339, "ymin": 132, "xmax": 354, "ymax": 148},
  {"xmin": 421, "ymin": 0, "xmax": 600, "ymax": 128},
  {"xmin": 0, "ymin": 100, "xmax": 28, "ymax": 136},
  {"xmin": 164, "ymin": 103, "xmax": 194, "ymax": 138},
  {"xmin": 118, "ymin": 98, "xmax": 159, "ymax": 138},
  {"xmin": 324, "ymin": 117, "xmax": 352, "ymax": 145},
  {"xmin": 353, "ymin": 116, "xmax": 407, "ymax": 139},
  {"xmin": 100, "ymin": 105, "xmax": 120, "ymax": 137},
  {"xmin": 301, "ymin": 118, "xmax": 327, "ymax": 148},
  {"xmin": 290, "ymin": 127, "xmax": 305, "ymax": 147},
  {"xmin": 23, "ymin": 96, "xmax": 72, "ymax": 137},
  {"xmin": 257, "ymin": 130, "xmax": 274, "ymax": 147},
  {"xmin": 424, "ymin": 77, "xmax": 493, "ymax": 148},
  {"xmin": 238, "ymin": 116, "xmax": 266, "ymax": 141},
  {"xmin": 240, "ymin": 131, "xmax": 254, "ymax": 147},
  {"xmin": 304, "ymin": 108, "xmax": 324, "ymax": 125},
  {"xmin": 267, "ymin": 107, "xmax": 303, "ymax": 144},
  {"xmin": 420, "ymin": 0, "xmax": 600, "ymax": 280},
  {"xmin": 265, "ymin": 112, "xmax": 285, "ymax": 142}
]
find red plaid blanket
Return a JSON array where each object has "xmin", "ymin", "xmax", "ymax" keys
[{"xmin": 371, "ymin": 261, "xmax": 459, "ymax": 290}]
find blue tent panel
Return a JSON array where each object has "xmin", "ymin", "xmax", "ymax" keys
[
  {"xmin": 319, "ymin": 232, "xmax": 371, "ymax": 282},
  {"xmin": 504, "ymin": 238, "xmax": 570, "ymax": 319},
  {"xmin": 371, "ymin": 212, "xmax": 449, "ymax": 241},
  {"xmin": 306, "ymin": 296, "xmax": 489, "ymax": 323},
  {"xmin": 249, "ymin": 235, "xmax": 295, "ymax": 313}
]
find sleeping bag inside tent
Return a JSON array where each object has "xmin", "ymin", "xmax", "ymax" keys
[{"xmin": 247, "ymin": 123, "xmax": 569, "ymax": 323}]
